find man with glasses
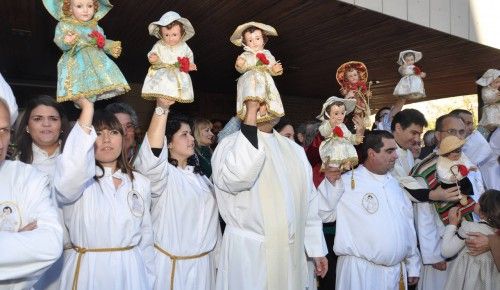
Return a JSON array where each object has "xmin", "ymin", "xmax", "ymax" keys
[
  {"xmin": 450, "ymin": 109, "xmax": 498, "ymax": 190},
  {"xmin": 0, "ymin": 97, "xmax": 62, "ymax": 289}
]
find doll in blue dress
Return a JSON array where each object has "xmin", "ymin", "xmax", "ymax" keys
[{"xmin": 43, "ymin": 0, "xmax": 129, "ymax": 103}]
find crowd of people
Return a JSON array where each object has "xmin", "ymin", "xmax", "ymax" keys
[{"xmin": 1, "ymin": 1, "xmax": 500, "ymax": 289}]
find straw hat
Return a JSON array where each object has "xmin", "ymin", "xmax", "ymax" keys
[
  {"xmin": 397, "ymin": 50, "xmax": 423, "ymax": 65},
  {"xmin": 476, "ymin": 69, "xmax": 500, "ymax": 86},
  {"xmin": 42, "ymin": 0, "xmax": 113, "ymax": 21},
  {"xmin": 336, "ymin": 61, "xmax": 368, "ymax": 87},
  {"xmin": 316, "ymin": 96, "xmax": 356, "ymax": 121},
  {"xmin": 438, "ymin": 135, "xmax": 465, "ymax": 155},
  {"xmin": 148, "ymin": 11, "xmax": 195, "ymax": 41},
  {"xmin": 230, "ymin": 22, "xmax": 278, "ymax": 46}
]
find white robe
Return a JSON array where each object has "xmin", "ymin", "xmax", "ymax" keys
[
  {"xmin": 319, "ymin": 165, "xmax": 420, "ymax": 290},
  {"xmin": 54, "ymin": 124, "xmax": 155, "ymax": 290},
  {"xmin": 463, "ymin": 129, "xmax": 499, "ymax": 190},
  {"xmin": 134, "ymin": 136, "xmax": 219, "ymax": 290},
  {"xmin": 212, "ymin": 130, "xmax": 327, "ymax": 290},
  {"xmin": 0, "ymin": 160, "xmax": 63, "ymax": 290},
  {"xmin": 0, "ymin": 72, "xmax": 18, "ymax": 125}
]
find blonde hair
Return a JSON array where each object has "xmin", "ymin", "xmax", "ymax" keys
[
  {"xmin": 193, "ymin": 118, "xmax": 212, "ymax": 146},
  {"xmin": 62, "ymin": 0, "xmax": 99, "ymax": 18}
]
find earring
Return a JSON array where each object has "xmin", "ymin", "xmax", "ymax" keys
[{"xmin": 26, "ymin": 128, "xmax": 30, "ymax": 134}]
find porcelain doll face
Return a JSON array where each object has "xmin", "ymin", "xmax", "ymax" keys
[
  {"xmin": 27, "ymin": 105, "xmax": 62, "ymax": 150},
  {"xmin": 161, "ymin": 25, "xmax": 182, "ymax": 46},
  {"xmin": 243, "ymin": 29, "xmax": 265, "ymax": 51},
  {"xmin": 445, "ymin": 149, "xmax": 461, "ymax": 161},
  {"xmin": 328, "ymin": 105, "xmax": 346, "ymax": 127},
  {"xmin": 70, "ymin": 0, "xmax": 95, "ymax": 22},
  {"xmin": 345, "ymin": 69, "xmax": 359, "ymax": 84},
  {"xmin": 490, "ymin": 77, "xmax": 500, "ymax": 89},
  {"xmin": 403, "ymin": 54, "xmax": 415, "ymax": 65},
  {"xmin": 94, "ymin": 128, "xmax": 123, "ymax": 169}
]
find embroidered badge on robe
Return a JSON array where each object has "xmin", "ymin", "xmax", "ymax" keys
[
  {"xmin": 361, "ymin": 193, "xmax": 379, "ymax": 214},
  {"xmin": 127, "ymin": 190, "xmax": 145, "ymax": 217},
  {"xmin": 0, "ymin": 202, "xmax": 21, "ymax": 232}
]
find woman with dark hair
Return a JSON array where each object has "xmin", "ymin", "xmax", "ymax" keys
[
  {"xmin": 54, "ymin": 98, "xmax": 155, "ymax": 290},
  {"xmin": 16, "ymin": 95, "xmax": 69, "ymax": 177},
  {"xmin": 135, "ymin": 99, "xmax": 219, "ymax": 290},
  {"xmin": 14, "ymin": 95, "xmax": 69, "ymax": 290},
  {"xmin": 275, "ymin": 118, "xmax": 295, "ymax": 140}
]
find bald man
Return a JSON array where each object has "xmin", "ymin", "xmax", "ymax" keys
[{"xmin": 0, "ymin": 98, "xmax": 62, "ymax": 289}]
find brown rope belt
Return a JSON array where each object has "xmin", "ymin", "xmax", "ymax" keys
[
  {"xmin": 71, "ymin": 244, "xmax": 136, "ymax": 290},
  {"xmin": 154, "ymin": 244, "xmax": 210, "ymax": 290}
]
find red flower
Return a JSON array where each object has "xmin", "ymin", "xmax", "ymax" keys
[
  {"xmin": 345, "ymin": 81, "xmax": 367, "ymax": 93},
  {"xmin": 458, "ymin": 164, "xmax": 469, "ymax": 176},
  {"xmin": 413, "ymin": 66, "xmax": 422, "ymax": 75},
  {"xmin": 256, "ymin": 53, "xmax": 270, "ymax": 65},
  {"xmin": 89, "ymin": 30, "xmax": 105, "ymax": 49},
  {"xmin": 332, "ymin": 126, "xmax": 344, "ymax": 138},
  {"xmin": 177, "ymin": 57, "xmax": 190, "ymax": 73}
]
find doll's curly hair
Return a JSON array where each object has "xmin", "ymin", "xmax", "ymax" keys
[
  {"xmin": 62, "ymin": 0, "xmax": 99, "ymax": 18},
  {"xmin": 242, "ymin": 26, "xmax": 269, "ymax": 45}
]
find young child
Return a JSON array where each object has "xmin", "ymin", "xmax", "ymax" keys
[
  {"xmin": 142, "ymin": 11, "xmax": 197, "ymax": 103},
  {"xmin": 476, "ymin": 69, "xmax": 500, "ymax": 129},
  {"xmin": 393, "ymin": 50, "xmax": 426, "ymax": 100},
  {"xmin": 316, "ymin": 96, "xmax": 362, "ymax": 171},
  {"xmin": 230, "ymin": 22, "xmax": 284, "ymax": 123},
  {"xmin": 336, "ymin": 61, "xmax": 372, "ymax": 127},
  {"xmin": 441, "ymin": 189, "xmax": 500, "ymax": 290},
  {"xmin": 42, "ymin": 0, "xmax": 130, "ymax": 103},
  {"xmin": 435, "ymin": 135, "xmax": 477, "ymax": 224}
]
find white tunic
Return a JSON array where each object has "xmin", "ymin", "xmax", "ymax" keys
[
  {"xmin": 393, "ymin": 64, "xmax": 425, "ymax": 99},
  {"xmin": 320, "ymin": 165, "xmax": 420, "ymax": 290},
  {"xmin": 0, "ymin": 160, "xmax": 63, "ymax": 290},
  {"xmin": 141, "ymin": 41, "xmax": 194, "ymax": 103},
  {"xmin": 134, "ymin": 136, "xmax": 219, "ymax": 290},
  {"xmin": 463, "ymin": 130, "xmax": 499, "ymax": 190},
  {"xmin": 54, "ymin": 124, "xmax": 155, "ymax": 290},
  {"xmin": 479, "ymin": 86, "xmax": 500, "ymax": 127},
  {"xmin": 0, "ymin": 72, "xmax": 18, "ymax": 125},
  {"xmin": 212, "ymin": 130, "xmax": 327, "ymax": 290}
]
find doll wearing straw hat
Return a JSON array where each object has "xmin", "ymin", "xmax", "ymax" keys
[
  {"xmin": 476, "ymin": 69, "xmax": 500, "ymax": 129},
  {"xmin": 231, "ymin": 22, "xmax": 284, "ymax": 123},
  {"xmin": 336, "ymin": 61, "xmax": 372, "ymax": 127},
  {"xmin": 435, "ymin": 135, "xmax": 478, "ymax": 225},
  {"xmin": 393, "ymin": 50, "xmax": 426, "ymax": 100},
  {"xmin": 142, "ymin": 11, "xmax": 197, "ymax": 103},
  {"xmin": 42, "ymin": 0, "xmax": 130, "ymax": 103},
  {"xmin": 317, "ymin": 96, "xmax": 363, "ymax": 172}
]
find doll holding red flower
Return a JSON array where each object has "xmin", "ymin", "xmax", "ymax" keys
[
  {"xmin": 231, "ymin": 22, "xmax": 284, "ymax": 123},
  {"xmin": 393, "ymin": 49, "xmax": 426, "ymax": 100},
  {"xmin": 42, "ymin": 0, "xmax": 130, "ymax": 103},
  {"xmin": 317, "ymin": 96, "xmax": 363, "ymax": 171},
  {"xmin": 142, "ymin": 11, "xmax": 197, "ymax": 103},
  {"xmin": 336, "ymin": 61, "xmax": 372, "ymax": 127}
]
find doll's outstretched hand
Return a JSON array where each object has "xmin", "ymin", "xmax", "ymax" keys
[
  {"xmin": 271, "ymin": 62, "xmax": 283, "ymax": 75},
  {"xmin": 420, "ymin": 72, "xmax": 426, "ymax": 78},
  {"xmin": 64, "ymin": 32, "xmax": 78, "ymax": 45},
  {"xmin": 148, "ymin": 53, "xmax": 159, "ymax": 64},
  {"xmin": 112, "ymin": 45, "xmax": 122, "ymax": 58},
  {"xmin": 235, "ymin": 57, "xmax": 246, "ymax": 70},
  {"xmin": 189, "ymin": 63, "xmax": 197, "ymax": 71}
]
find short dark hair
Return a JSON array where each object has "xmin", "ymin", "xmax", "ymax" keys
[
  {"xmin": 105, "ymin": 102, "xmax": 139, "ymax": 128},
  {"xmin": 449, "ymin": 109, "xmax": 472, "ymax": 117},
  {"xmin": 375, "ymin": 107, "xmax": 391, "ymax": 122},
  {"xmin": 479, "ymin": 189, "xmax": 500, "ymax": 229},
  {"xmin": 242, "ymin": 26, "xmax": 268, "ymax": 45},
  {"xmin": 275, "ymin": 117, "xmax": 294, "ymax": 133},
  {"xmin": 391, "ymin": 108, "xmax": 428, "ymax": 132},
  {"xmin": 359, "ymin": 130, "xmax": 394, "ymax": 163}
]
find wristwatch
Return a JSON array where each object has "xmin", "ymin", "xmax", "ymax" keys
[{"xmin": 154, "ymin": 106, "xmax": 168, "ymax": 116}]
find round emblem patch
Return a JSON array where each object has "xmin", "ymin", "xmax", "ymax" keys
[
  {"xmin": 362, "ymin": 193, "xmax": 379, "ymax": 214},
  {"xmin": 0, "ymin": 202, "xmax": 21, "ymax": 232},
  {"xmin": 127, "ymin": 190, "xmax": 145, "ymax": 217}
]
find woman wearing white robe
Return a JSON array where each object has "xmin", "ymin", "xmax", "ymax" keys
[
  {"xmin": 15, "ymin": 95, "xmax": 70, "ymax": 290},
  {"xmin": 134, "ymin": 98, "xmax": 219, "ymax": 290},
  {"xmin": 54, "ymin": 99, "xmax": 155, "ymax": 290}
]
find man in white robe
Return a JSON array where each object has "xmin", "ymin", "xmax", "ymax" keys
[
  {"xmin": 319, "ymin": 130, "xmax": 420, "ymax": 289},
  {"xmin": 212, "ymin": 100, "xmax": 328, "ymax": 290},
  {"xmin": 0, "ymin": 98, "xmax": 63, "ymax": 289}
]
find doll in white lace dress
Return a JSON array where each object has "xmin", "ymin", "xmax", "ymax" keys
[
  {"xmin": 316, "ymin": 96, "xmax": 363, "ymax": 171},
  {"xmin": 476, "ymin": 69, "xmax": 500, "ymax": 129},
  {"xmin": 231, "ymin": 22, "xmax": 284, "ymax": 123},
  {"xmin": 393, "ymin": 50, "xmax": 426, "ymax": 100},
  {"xmin": 441, "ymin": 189, "xmax": 500, "ymax": 290},
  {"xmin": 142, "ymin": 11, "xmax": 197, "ymax": 103}
]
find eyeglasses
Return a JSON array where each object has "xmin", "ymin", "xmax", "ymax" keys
[{"xmin": 439, "ymin": 129, "xmax": 466, "ymax": 137}]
